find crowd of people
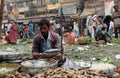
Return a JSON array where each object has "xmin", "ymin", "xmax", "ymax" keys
[
  {"xmin": 85, "ymin": 4, "xmax": 120, "ymax": 44},
  {"xmin": 1, "ymin": 4, "xmax": 119, "ymax": 45},
  {"xmin": 2, "ymin": 21, "xmax": 37, "ymax": 44}
]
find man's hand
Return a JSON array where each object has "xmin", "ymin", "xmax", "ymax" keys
[
  {"xmin": 32, "ymin": 52, "xmax": 62, "ymax": 59},
  {"xmin": 32, "ymin": 52, "xmax": 42, "ymax": 58}
]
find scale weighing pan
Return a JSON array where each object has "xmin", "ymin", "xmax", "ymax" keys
[{"xmin": 44, "ymin": 49, "xmax": 61, "ymax": 53}]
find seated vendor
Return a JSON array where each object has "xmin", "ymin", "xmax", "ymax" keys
[
  {"xmin": 32, "ymin": 19, "xmax": 61, "ymax": 59},
  {"xmin": 95, "ymin": 27, "xmax": 111, "ymax": 44},
  {"xmin": 64, "ymin": 27, "xmax": 75, "ymax": 44}
]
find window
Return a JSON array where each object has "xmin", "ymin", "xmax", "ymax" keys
[
  {"xmin": 50, "ymin": 0, "xmax": 58, "ymax": 4},
  {"xmin": 37, "ymin": 0, "xmax": 45, "ymax": 6},
  {"xmin": 16, "ymin": 2, "xmax": 23, "ymax": 7}
]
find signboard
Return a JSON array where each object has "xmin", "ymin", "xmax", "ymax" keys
[
  {"xmin": 62, "ymin": 5, "xmax": 77, "ymax": 15},
  {"xmin": 12, "ymin": 7, "xmax": 19, "ymax": 18},
  {"xmin": 104, "ymin": 0, "xmax": 114, "ymax": 16},
  {"xmin": 47, "ymin": 3, "xmax": 61, "ymax": 10}
]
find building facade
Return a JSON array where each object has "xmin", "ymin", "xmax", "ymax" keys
[{"xmin": 4, "ymin": 0, "xmax": 79, "ymax": 23}]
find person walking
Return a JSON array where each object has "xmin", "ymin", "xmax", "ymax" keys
[
  {"xmin": 5, "ymin": 21, "xmax": 18, "ymax": 44},
  {"xmin": 86, "ymin": 15, "xmax": 94, "ymax": 38},
  {"xmin": 112, "ymin": 4, "xmax": 120, "ymax": 38},
  {"xmin": 28, "ymin": 21, "xmax": 34, "ymax": 39}
]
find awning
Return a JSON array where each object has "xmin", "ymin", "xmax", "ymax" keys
[
  {"xmin": 70, "ymin": 7, "xmax": 104, "ymax": 19},
  {"xmin": 80, "ymin": 7, "xmax": 105, "ymax": 18}
]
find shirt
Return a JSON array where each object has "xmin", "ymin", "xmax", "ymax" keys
[
  {"xmin": 29, "ymin": 23, "xmax": 34, "ymax": 31},
  {"xmin": 109, "ymin": 21, "xmax": 114, "ymax": 30},
  {"xmin": 54, "ymin": 23, "xmax": 60, "ymax": 29},
  {"xmin": 86, "ymin": 15, "xmax": 93, "ymax": 26},
  {"xmin": 32, "ymin": 32, "xmax": 61, "ymax": 53},
  {"xmin": 42, "ymin": 32, "xmax": 52, "ymax": 52},
  {"xmin": 7, "ymin": 23, "xmax": 12, "ymax": 32},
  {"xmin": 74, "ymin": 22, "xmax": 79, "ymax": 31}
]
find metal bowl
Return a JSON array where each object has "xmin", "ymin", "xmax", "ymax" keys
[{"xmin": 44, "ymin": 49, "xmax": 61, "ymax": 53}]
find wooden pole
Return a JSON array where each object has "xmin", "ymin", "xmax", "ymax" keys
[{"xmin": 0, "ymin": 0, "xmax": 5, "ymax": 39}]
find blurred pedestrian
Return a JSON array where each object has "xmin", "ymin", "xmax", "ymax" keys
[
  {"xmin": 24, "ymin": 24, "xmax": 30, "ymax": 38},
  {"xmin": 54, "ymin": 20, "xmax": 60, "ymax": 35},
  {"xmin": 28, "ymin": 21, "xmax": 34, "ymax": 39},
  {"xmin": 73, "ymin": 20, "xmax": 79, "ymax": 37},
  {"xmin": 5, "ymin": 21, "xmax": 18, "ymax": 44},
  {"xmin": 112, "ymin": 4, "xmax": 120, "ymax": 38},
  {"xmin": 64, "ymin": 27, "xmax": 75, "ymax": 44},
  {"xmin": 19, "ymin": 23, "xmax": 25, "ymax": 39},
  {"xmin": 86, "ymin": 15, "xmax": 94, "ymax": 38},
  {"xmin": 108, "ymin": 18, "xmax": 114, "ymax": 37}
]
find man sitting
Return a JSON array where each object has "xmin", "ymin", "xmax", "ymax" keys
[{"xmin": 95, "ymin": 27, "xmax": 111, "ymax": 44}]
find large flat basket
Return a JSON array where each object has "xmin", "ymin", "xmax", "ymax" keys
[{"xmin": 20, "ymin": 59, "xmax": 58, "ymax": 75}]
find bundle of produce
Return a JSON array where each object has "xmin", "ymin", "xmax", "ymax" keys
[
  {"xmin": 33, "ymin": 68, "xmax": 108, "ymax": 78},
  {"xmin": 90, "ymin": 62, "xmax": 117, "ymax": 74},
  {"xmin": 112, "ymin": 38, "xmax": 120, "ymax": 44},
  {"xmin": 77, "ymin": 37, "xmax": 92, "ymax": 45}
]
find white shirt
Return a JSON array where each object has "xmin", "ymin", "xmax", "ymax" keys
[
  {"xmin": 54, "ymin": 23, "xmax": 60, "ymax": 29},
  {"xmin": 7, "ymin": 23, "xmax": 12, "ymax": 32},
  {"xmin": 86, "ymin": 15, "xmax": 93, "ymax": 26},
  {"xmin": 109, "ymin": 21, "xmax": 114, "ymax": 30},
  {"xmin": 73, "ymin": 22, "xmax": 79, "ymax": 31}
]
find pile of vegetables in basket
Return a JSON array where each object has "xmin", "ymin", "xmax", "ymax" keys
[
  {"xmin": 33, "ymin": 68, "xmax": 108, "ymax": 78},
  {"xmin": 75, "ymin": 37, "xmax": 92, "ymax": 45}
]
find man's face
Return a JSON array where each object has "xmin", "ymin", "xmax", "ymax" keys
[{"xmin": 40, "ymin": 24, "xmax": 49, "ymax": 36}]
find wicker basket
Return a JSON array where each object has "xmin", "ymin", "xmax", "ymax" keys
[
  {"xmin": 0, "ymin": 52, "xmax": 31, "ymax": 61},
  {"xmin": 0, "ymin": 63, "xmax": 20, "ymax": 78},
  {"xmin": 77, "ymin": 37, "xmax": 91, "ymax": 45},
  {"xmin": 20, "ymin": 59, "xmax": 58, "ymax": 75}
]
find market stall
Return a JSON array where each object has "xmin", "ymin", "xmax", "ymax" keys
[{"xmin": 0, "ymin": 39, "xmax": 120, "ymax": 78}]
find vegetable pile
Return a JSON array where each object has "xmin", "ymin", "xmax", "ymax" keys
[
  {"xmin": 5, "ymin": 71, "xmax": 31, "ymax": 78},
  {"xmin": 33, "ymin": 68, "xmax": 108, "ymax": 78},
  {"xmin": 112, "ymin": 38, "xmax": 120, "ymax": 44}
]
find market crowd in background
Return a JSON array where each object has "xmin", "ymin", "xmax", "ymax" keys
[{"xmin": 1, "ymin": 4, "xmax": 120, "ymax": 44}]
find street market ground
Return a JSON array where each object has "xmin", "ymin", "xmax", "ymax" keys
[{"xmin": 0, "ymin": 39, "xmax": 120, "ymax": 68}]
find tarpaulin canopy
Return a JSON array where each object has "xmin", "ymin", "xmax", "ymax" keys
[{"xmin": 70, "ymin": 7, "xmax": 105, "ymax": 19}]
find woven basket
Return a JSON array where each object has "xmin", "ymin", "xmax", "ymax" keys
[
  {"xmin": 0, "ymin": 52, "xmax": 31, "ymax": 61},
  {"xmin": 20, "ymin": 59, "xmax": 58, "ymax": 75},
  {"xmin": 77, "ymin": 37, "xmax": 89, "ymax": 45},
  {"xmin": 0, "ymin": 63, "xmax": 20, "ymax": 78}
]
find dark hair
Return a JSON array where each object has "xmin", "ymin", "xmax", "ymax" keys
[
  {"xmin": 50, "ymin": 23, "xmax": 54, "ymax": 26},
  {"xmin": 102, "ymin": 27, "xmax": 106, "ymax": 31},
  {"xmin": 39, "ymin": 19, "xmax": 50, "ymax": 28}
]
